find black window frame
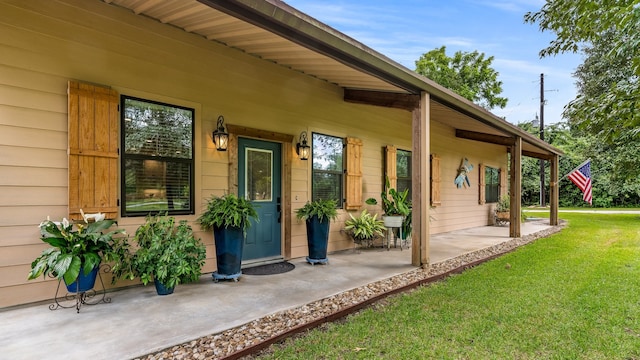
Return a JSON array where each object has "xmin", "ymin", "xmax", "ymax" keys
[
  {"xmin": 311, "ymin": 132, "xmax": 344, "ymax": 208},
  {"xmin": 485, "ymin": 166, "xmax": 500, "ymax": 203},
  {"xmin": 120, "ymin": 95, "xmax": 195, "ymax": 217}
]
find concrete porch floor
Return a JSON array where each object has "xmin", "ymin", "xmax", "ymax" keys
[{"xmin": 0, "ymin": 221, "xmax": 554, "ymax": 360}]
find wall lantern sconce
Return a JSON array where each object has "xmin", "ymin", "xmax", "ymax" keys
[
  {"xmin": 212, "ymin": 115, "xmax": 229, "ymax": 151},
  {"xmin": 296, "ymin": 131, "xmax": 310, "ymax": 160}
]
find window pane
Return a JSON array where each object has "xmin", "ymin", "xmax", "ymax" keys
[
  {"xmin": 123, "ymin": 98, "xmax": 193, "ymax": 159},
  {"xmin": 396, "ymin": 150, "xmax": 412, "ymax": 198},
  {"xmin": 396, "ymin": 150, "xmax": 411, "ymax": 178},
  {"xmin": 246, "ymin": 148, "xmax": 272, "ymax": 201},
  {"xmin": 124, "ymin": 159, "xmax": 192, "ymax": 213},
  {"xmin": 485, "ymin": 166, "xmax": 499, "ymax": 203},
  {"xmin": 397, "ymin": 179, "xmax": 411, "ymax": 195},
  {"xmin": 122, "ymin": 96, "xmax": 194, "ymax": 216},
  {"xmin": 312, "ymin": 133, "xmax": 343, "ymax": 171},
  {"xmin": 312, "ymin": 172, "xmax": 342, "ymax": 203},
  {"xmin": 311, "ymin": 133, "xmax": 343, "ymax": 207}
]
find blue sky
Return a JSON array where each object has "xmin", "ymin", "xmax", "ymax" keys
[{"xmin": 285, "ymin": 0, "xmax": 582, "ymax": 126}]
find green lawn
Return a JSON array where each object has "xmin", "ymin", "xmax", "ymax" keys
[{"xmin": 261, "ymin": 213, "xmax": 640, "ymax": 359}]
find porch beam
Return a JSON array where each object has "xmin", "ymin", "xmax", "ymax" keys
[
  {"xmin": 455, "ymin": 129, "xmax": 515, "ymax": 146},
  {"xmin": 522, "ymin": 150, "xmax": 553, "ymax": 161},
  {"xmin": 411, "ymin": 92, "xmax": 430, "ymax": 267},
  {"xmin": 509, "ymin": 136, "xmax": 522, "ymax": 237},
  {"xmin": 344, "ymin": 89, "xmax": 419, "ymax": 111},
  {"xmin": 550, "ymin": 154, "xmax": 559, "ymax": 226}
]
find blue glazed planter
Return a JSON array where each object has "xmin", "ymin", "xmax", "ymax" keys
[
  {"xmin": 153, "ymin": 278, "xmax": 175, "ymax": 295},
  {"xmin": 213, "ymin": 225, "xmax": 244, "ymax": 277},
  {"xmin": 306, "ymin": 215, "xmax": 330, "ymax": 261},
  {"xmin": 65, "ymin": 266, "xmax": 99, "ymax": 293}
]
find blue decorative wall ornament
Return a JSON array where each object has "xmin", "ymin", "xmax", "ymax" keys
[{"xmin": 454, "ymin": 157, "xmax": 473, "ymax": 188}]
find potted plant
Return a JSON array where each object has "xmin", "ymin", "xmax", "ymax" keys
[
  {"xmin": 128, "ymin": 213, "xmax": 206, "ymax": 295},
  {"xmin": 365, "ymin": 176, "xmax": 411, "ymax": 228},
  {"xmin": 344, "ymin": 209, "xmax": 386, "ymax": 248},
  {"xmin": 28, "ymin": 211, "xmax": 127, "ymax": 293},
  {"xmin": 295, "ymin": 199, "xmax": 338, "ymax": 264},
  {"xmin": 495, "ymin": 194, "xmax": 510, "ymax": 224},
  {"xmin": 198, "ymin": 193, "xmax": 258, "ymax": 281}
]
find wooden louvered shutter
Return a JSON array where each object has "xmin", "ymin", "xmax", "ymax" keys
[
  {"xmin": 68, "ymin": 81, "xmax": 119, "ymax": 220},
  {"xmin": 345, "ymin": 137, "xmax": 363, "ymax": 210},
  {"xmin": 430, "ymin": 154, "xmax": 441, "ymax": 206},
  {"xmin": 500, "ymin": 167, "xmax": 507, "ymax": 197},
  {"xmin": 385, "ymin": 145, "xmax": 397, "ymax": 190},
  {"xmin": 478, "ymin": 163, "xmax": 486, "ymax": 205}
]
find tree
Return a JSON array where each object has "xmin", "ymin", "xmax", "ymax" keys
[
  {"xmin": 414, "ymin": 46, "xmax": 508, "ymax": 109},
  {"xmin": 524, "ymin": 2, "xmax": 640, "ymax": 143}
]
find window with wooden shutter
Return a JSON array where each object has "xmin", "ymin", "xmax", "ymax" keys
[
  {"xmin": 68, "ymin": 81, "xmax": 119, "ymax": 220},
  {"xmin": 430, "ymin": 154, "xmax": 441, "ymax": 206},
  {"xmin": 345, "ymin": 137, "xmax": 362, "ymax": 210},
  {"xmin": 500, "ymin": 167, "xmax": 507, "ymax": 197},
  {"xmin": 478, "ymin": 163, "xmax": 486, "ymax": 205},
  {"xmin": 384, "ymin": 145, "xmax": 397, "ymax": 190}
]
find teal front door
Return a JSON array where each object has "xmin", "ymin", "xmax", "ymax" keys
[{"xmin": 238, "ymin": 138, "xmax": 282, "ymax": 261}]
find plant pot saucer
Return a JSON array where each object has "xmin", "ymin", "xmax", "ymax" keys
[
  {"xmin": 212, "ymin": 271, "xmax": 241, "ymax": 282},
  {"xmin": 306, "ymin": 256, "xmax": 328, "ymax": 265}
]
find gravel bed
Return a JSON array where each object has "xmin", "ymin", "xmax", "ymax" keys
[{"xmin": 136, "ymin": 223, "xmax": 564, "ymax": 360}]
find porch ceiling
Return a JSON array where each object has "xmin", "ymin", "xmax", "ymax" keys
[
  {"xmin": 102, "ymin": 0, "xmax": 561, "ymax": 159},
  {"xmin": 103, "ymin": 0, "xmax": 406, "ymax": 93}
]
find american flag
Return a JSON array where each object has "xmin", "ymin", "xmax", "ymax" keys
[{"xmin": 567, "ymin": 159, "xmax": 592, "ymax": 205}]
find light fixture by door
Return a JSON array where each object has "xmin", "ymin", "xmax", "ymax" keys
[
  {"xmin": 296, "ymin": 131, "xmax": 310, "ymax": 160},
  {"xmin": 212, "ymin": 115, "xmax": 229, "ymax": 151}
]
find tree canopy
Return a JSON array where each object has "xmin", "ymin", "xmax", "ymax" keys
[
  {"xmin": 524, "ymin": 1, "xmax": 640, "ymax": 143},
  {"xmin": 414, "ymin": 46, "xmax": 508, "ymax": 109}
]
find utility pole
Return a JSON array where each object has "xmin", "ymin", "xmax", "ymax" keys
[{"xmin": 539, "ymin": 73, "xmax": 545, "ymax": 207}]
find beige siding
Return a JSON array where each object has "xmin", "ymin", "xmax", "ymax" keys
[
  {"xmin": 430, "ymin": 121, "xmax": 508, "ymax": 234},
  {"xmin": 0, "ymin": 0, "xmax": 507, "ymax": 308}
]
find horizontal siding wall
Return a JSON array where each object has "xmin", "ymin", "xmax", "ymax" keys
[
  {"xmin": 430, "ymin": 120, "xmax": 508, "ymax": 234},
  {"xmin": 0, "ymin": 0, "xmax": 412, "ymax": 307}
]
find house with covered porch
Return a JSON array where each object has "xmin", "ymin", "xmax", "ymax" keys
[{"xmin": 0, "ymin": 0, "xmax": 561, "ymax": 308}]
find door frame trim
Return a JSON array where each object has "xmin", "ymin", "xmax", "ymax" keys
[{"xmin": 227, "ymin": 124, "xmax": 293, "ymax": 259}]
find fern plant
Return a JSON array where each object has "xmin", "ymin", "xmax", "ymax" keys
[
  {"xmin": 295, "ymin": 199, "xmax": 338, "ymax": 222},
  {"xmin": 198, "ymin": 193, "xmax": 258, "ymax": 234},
  {"xmin": 130, "ymin": 214, "xmax": 206, "ymax": 289}
]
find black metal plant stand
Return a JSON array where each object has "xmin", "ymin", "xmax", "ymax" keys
[{"xmin": 49, "ymin": 264, "xmax": 111, "ymax": 313}]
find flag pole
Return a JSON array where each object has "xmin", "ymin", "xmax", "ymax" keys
[{"xmin": 562, "ymin": 158, "xmax": 591, "ymax": 179}]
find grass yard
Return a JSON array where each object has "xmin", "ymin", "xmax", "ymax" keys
[{"xmin": 261, "ymin": 213, "xmax": 640, "ymax": 359}]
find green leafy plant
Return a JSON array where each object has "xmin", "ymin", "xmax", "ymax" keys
[
  {"xmin": 28, "ymin": 212, "xmax": 127, "ymax": 286},
  {"xmin": 496, "ymin": 194, "xmax": 510, "ymax": 212},
  {"xmin": 197, "ymin": 193, "xmax": 259, "ymax": 235},
  {"xmin": 128, "ymin": 214, "xmax": 206, "ymax": 289},
  {"xmin": 495, "ymin": 194, "xmax": 527, "ymax": 223},
  {"xmin": 295, "ymin": 199, "xmax": 338, "ymax": 222},
  {"xmin": 344, "ymin": 209, "xmax": 386, "ymax": 245},
  {"xmin": 365, "ymin": 176, "xmax": 411, "ymax": 217}
]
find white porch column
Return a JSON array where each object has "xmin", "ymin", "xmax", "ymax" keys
[{"xmin": 411, "ymin": 92, "xmax": 430, "ymax": 266}]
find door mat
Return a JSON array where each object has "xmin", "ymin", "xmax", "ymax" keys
[{"xmin": 243, "ymin": 262, "xmax": 295, "ymax": 276}]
